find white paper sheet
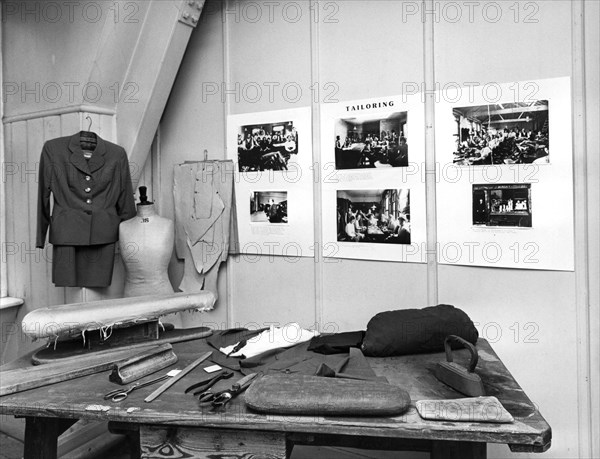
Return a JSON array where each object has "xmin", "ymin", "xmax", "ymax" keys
[
  {"xmin": 435, "ymin": 77, "xmax": 574, "ymax": 271},
  {"xmin": 227, "ymin": 107, "xmax": 315, "ymax": 257},
  {"xmin": 320, "ymin": 94, "xmax": 427, "ymax": 263}
]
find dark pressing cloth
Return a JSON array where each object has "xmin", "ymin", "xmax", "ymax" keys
[{"xmin": 307, "ymin": 330, "xmax": 365, "ymax": 355}]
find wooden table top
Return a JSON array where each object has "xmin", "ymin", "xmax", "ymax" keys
[{"xmin": 0, "ymin": 338, "xmax": 551, "ymax": 452}]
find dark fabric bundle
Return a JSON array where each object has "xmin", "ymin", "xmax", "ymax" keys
[
  {"xmin": 361, "ymin": 304, "xmax": 479, "ymax": 357},
  {"xmin": 307, "ymin": 331, "xmax": 366, "ymax": 355}
]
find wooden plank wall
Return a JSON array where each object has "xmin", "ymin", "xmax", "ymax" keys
[{"xmin": 1, "ymin": 111, "xmax": 119, "ymax": 363}]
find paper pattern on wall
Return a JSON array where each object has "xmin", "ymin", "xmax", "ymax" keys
[
  {"xmin": 227, "ymin": 107, "xmax": 315, "ymax": 257},
  {"xmin": 173, "ymin": 161, "xmax": 234, "ymax": 295},
  {"xmin": 435, "ymin": 77, "xmax": 574, "ymax": 271}
]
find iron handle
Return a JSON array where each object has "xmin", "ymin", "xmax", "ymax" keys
[{"xmin": 444, "ymin": 335, "xmax": 479, "ymax": 373}]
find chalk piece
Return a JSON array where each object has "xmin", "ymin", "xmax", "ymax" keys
[
  {"xmin": 167, "ymin": 369, "xmax": 182, "ymax": 377},
  {"xmin": 85, "ymin": 404, "xmax": 111, "ymax": 412},
  {"xmin": 203, "ymin": 364, "xmax": 222, "ymax": 373}
]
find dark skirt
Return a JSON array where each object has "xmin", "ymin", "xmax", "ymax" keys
[{"xmin": 52, "ymin": 244, "xmax": 115, "ymax": 287}]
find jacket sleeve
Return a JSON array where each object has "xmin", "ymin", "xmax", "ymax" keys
[
  {"xmin": 117, "ymin": 151, "xmax": 137, "ymax": 221},
  {"xmin": 36, "ymin": 145, "xmax": 51, "ymax": 248}
]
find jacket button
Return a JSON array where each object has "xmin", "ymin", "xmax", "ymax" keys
[
  {"xmin": 85, "ymin": 176, "xmax": 91, "ymax": 181},
  {"xmin": 85, "ymin": 187, "xmax": 91, "ymax": 193},
  {"xmin": 86, "ymin": 199, "xmax": 92, "ymax": 204}
]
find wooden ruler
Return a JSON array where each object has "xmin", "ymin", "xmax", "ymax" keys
[
  {"xmin": 0, "ymin": 345, "xmax": 163, "ymax": 397},
  {"xmin": 144, "ymin": 351, "xmax": 212, "ymax": 402}
]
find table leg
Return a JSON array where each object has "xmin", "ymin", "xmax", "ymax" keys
[
  {"xmin": 23, "ymin": 417, "xmax": 75, "ymax": 459},
  {"xmin": 140, "ymin": 425, "xmax": 290, "ymax": 459},
  {"xmin": 431, "ymin": 440, "xmax": 486, "ymax": 459}
]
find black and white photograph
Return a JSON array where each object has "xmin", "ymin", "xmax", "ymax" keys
[
  {"xmin": 337, "ymin": 189, "xmax": 410, "ymax": 244},
  {"xmin": 452, "ymin": 101, "xmax": 549, "ymax": 165},
  {"xmin": 250, "ymin": 191, "xmax": 288, "ymax": 224},
  {"xmin": 1, "ymin": 1, "xmax": 597, "ymax": 458},
  {"xmin": 334, "ymin": 112, "xmax": 408, "ymax": 169},
  {"xmin": 237, "ymin": 121, "xmax": 298, "ymax": 172},
  {"xmin": 473, "ymin": 184, "xmax": 532, "ymax": 228}
]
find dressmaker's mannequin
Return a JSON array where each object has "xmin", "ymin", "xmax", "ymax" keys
[{"xmin": 119, "ymin": 187, "xmax": 174, "ymax": 298}]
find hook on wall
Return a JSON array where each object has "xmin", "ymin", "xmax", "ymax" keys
[{"xmin": 85, "ymin": 115, "xmax": 93, "ymax": 132}]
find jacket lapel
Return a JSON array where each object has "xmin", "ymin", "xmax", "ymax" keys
[
  {"xmin": 68, "ymin": 133, "xmax": 90, "ymax": 174},
  {"xmin": 68, "ymin": 132, "xmax": 107, "ymax": 174},
  {"xmin": 87, "ymin": 137, "xmax": 106, "ymax": 173}
]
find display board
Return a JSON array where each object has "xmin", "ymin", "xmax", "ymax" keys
[
  {"xmin": 227, "ymin": 107, "xmax": 315, "ymax": 258},
  {"xmin": 435, "ymin": 77, "xmax": 574, "ymax": 271},
  {"xmin": 320, "ymin": 94, "xmax": 427, "ymax": 263},
  {"xmin": 226, "ymin": 78, "xmax": 573, "ymax": 270}
]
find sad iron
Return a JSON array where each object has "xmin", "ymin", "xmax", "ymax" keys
[{"xmin": 435, "ymin": 335, "xmax": 485, "ymax": 397}]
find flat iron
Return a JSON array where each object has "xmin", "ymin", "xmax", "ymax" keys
[{"xmin": 435, "ymin": 335, "xmax": 485, "ymax": 397}]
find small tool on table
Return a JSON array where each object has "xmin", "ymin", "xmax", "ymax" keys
[
  {"xmin": 184, "ymin": 370, "xmax": 234, "ymax": 396},
  {"xmin": 198, "ymin": 373, "xmax": 258, "ymax": 408},
  {"xmin": 144, "ymin": 351, "xmax": 212, "ymax": 403},
  {"xmin": 434, "ymin": 335, "xmax": 485, "ymax": 397},
  {"xmin": 104, "ymin": 374, "xmax": 169, "ymax": 402}
]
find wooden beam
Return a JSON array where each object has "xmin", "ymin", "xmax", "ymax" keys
[
  {"xmin": 486, "ymin": 105, "xmax": 548, "ymax": 116},
  {"xmin": 23, "ymin": 417, "xmax": 76, "ymax": 459},
  {"xmin": 423, "ymin": 0, "xmax": 438, "ymax": 305},
  {"xmin": 431, "ymin": 441, "xmax": 487, "ymax": 459},
  {"xmin": 140, "ymin": 426, "xmax": 290, "ymax": 459},
  {"xmin": 116, "ymin": 0, "xmax": 205, "ymax": 186},
  {"xmin": 486, "ymin": 119, "xmax": 536, "ymax": 125}
]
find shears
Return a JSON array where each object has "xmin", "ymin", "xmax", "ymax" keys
[
  {"xmin": 184, "ymin": 370, "xmax": 234, "ymax": 396},
  {"xmin": 103, "ymin": 374, "xmax": 169, "ymax": 402},
  {"xmin": 197, "ymin": 373, "xmax": 258, "ymax": 408}
]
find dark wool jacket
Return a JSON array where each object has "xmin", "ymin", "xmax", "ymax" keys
[{"xmin": 37, "ymin": 132, "xmax": 136, "ymax": 248}]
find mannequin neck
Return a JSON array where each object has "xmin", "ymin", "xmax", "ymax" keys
[{"xmin": 137, "ymin": 203, "xmax": 157, "ymax": 217}]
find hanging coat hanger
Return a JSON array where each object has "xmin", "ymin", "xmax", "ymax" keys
[{"xmin": 80, "ymin": 115, "xmax": 97, "ymax": 153}]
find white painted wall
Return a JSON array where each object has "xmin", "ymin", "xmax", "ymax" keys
[
  {"xmin": 2, "ymin": 0, "xmax": 148, "ymax": 116},
  {"xmin": 157, "ymin": 1, "xmax": 599, "ymax": 458}
]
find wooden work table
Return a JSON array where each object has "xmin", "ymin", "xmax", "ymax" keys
[{"xmin": 0, "ymin": 338, "xmax": 551, "ymax": 459}]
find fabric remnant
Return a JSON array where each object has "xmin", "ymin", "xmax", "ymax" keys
[
  {"xmin": 416, "ymin": 396, "xmax": 514, "ymax": 423},
  {"xmin": 220, "ymin": 323, "xmax": 319, "ymax": 359}
]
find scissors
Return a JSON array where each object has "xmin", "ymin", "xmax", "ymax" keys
[
  {"xmin": 197, "ymin": 373, "xmax": 258, "ymax": 407},
  {"xmin": 184, "ymin": 370, "xmax": 234, "ymax": 396},
  {"xmin": 104, "ymin": 374, "xmax": 169, "ymax": 402}
]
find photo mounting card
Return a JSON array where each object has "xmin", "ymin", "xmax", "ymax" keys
[
  {"xmin": 320, "ymin": 94, "xmax": 426, "ymax": 262},
  {"xmin": 227, "ymin": 107, "xmax": 314, "ymax": 257},
  {"xmin": 435, "ymin": 77, "xmax": 574, "ymax": 270}
]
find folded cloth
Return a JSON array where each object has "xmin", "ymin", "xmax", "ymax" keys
[
  {"xmin": 239, "ymin": 341, "xmax": 384, "ymax": 382},
  {"xmin": 307, "ymin": 331, "xmax": 365, "ymax": 355},
  {"xmin": 416, "ymin": 396, "xmax": 514, "ymax": 423},
  {"xmin": 220, "ymin": 323, "xmax": 319, "ymax": 359}
]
